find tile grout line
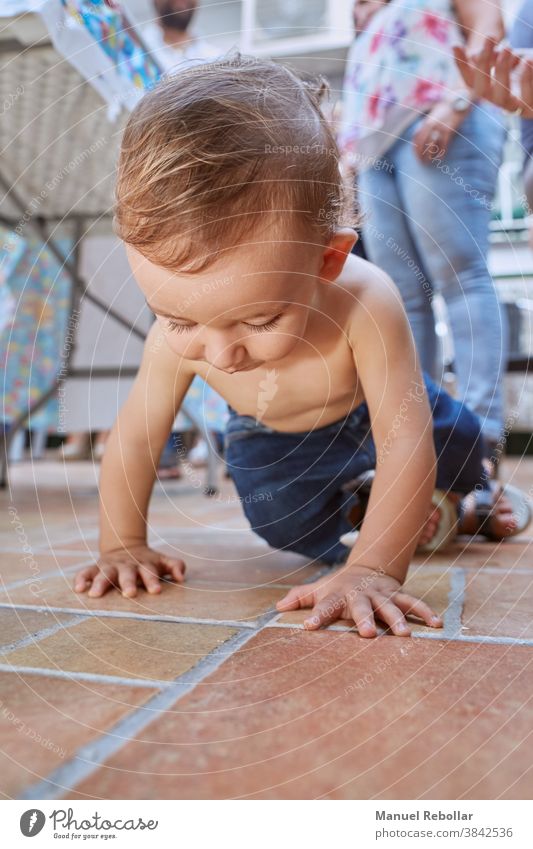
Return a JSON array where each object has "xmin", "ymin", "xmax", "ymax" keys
[
  {"xmin": 269, "ymin": 620, "xmax": 533, "ymax": 646},
  {"xmin": 1, "ymin": 561, "xmax": 96, "ymax": 593},
  {"xmin": 0, "ymin": 602, "xmax": 261, "ymax": 629},
  {"xmin": 19, "ymin": 609, "xmax": 280, "ymax": 800},
  {"xmin": 412, "ymin": 631, "xmax": 533, "ymax": 646},
  {"xmin": 0, "ymin": 574, "xmax": 294, "ymax": 594},
  {"xmin": 442, "ymin": 567, "xmax": 466, "ymax": 639},
  {"xmin": 2, "ymin": 601, "xmax": 531, "ymax": 647},
  {"xmin": 0, "ymin": 615, "xmax": 88, "ymax": 654},
  {"xmin": 0, "ymin": 663, "xmax": 171, "ymax": 689}
]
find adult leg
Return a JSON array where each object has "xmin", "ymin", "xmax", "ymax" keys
[
  {"xmin": 394, "ymin": 105, "xmax": 508, "ymax": 442},
  {"xmin": 358, "ymin": 160, "xmax": 438, "ymax": 378}
]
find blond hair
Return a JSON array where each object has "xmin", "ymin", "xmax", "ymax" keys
[{"xmin": 115, "ymin": 54, "xmax": 355, "ymax": 271}]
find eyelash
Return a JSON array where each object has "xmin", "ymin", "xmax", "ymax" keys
[{"xmin": 166, "ymin": 315, "xmax": 281, "ymax": 334}]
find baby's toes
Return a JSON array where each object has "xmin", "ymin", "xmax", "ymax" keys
[{"xmin": 491, "ymin": 507, "xmax": 517, "ymax": 536}]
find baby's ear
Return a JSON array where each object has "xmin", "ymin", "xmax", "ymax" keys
[{"xmin": 318, "ymin": 228, "xmax": 357, "ymax": 283}]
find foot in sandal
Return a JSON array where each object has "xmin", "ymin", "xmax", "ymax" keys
[
  {"xmin": 415, "ymin": 483, "xmax": 531, "ymax": 549},
  {"xmin": 340, "ymin": 475, "xmax": 531, "ymax": 552},
  {"xmin": 458, "ymin": 483, "xmax": 531, "ymax": 540}
]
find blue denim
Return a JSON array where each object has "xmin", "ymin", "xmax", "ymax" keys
[
  {"xmin": 225, "ymin": 374, "xmax": 487, "ymax": 566},
  {"xmin": 358, "ymin": 104, "xmax": 507, "ymax": 442}
]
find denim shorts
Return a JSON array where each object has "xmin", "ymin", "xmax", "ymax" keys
[{"xmin": 224, "ymin": 373, "xmax": 487, "ymax": 566}]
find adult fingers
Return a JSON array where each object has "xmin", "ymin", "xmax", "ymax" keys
[
  {"xmin": 413, "ymin": 124, "xmax": 447, "ymax": 162},
  {"xmin": 412, "ymin": 123, "xmax": 434, "ymax": 161},
  {"xmin": 347, "ymin": 593, "xmax": 377, "ymax": 638},
  {"xmin": 493, "ymin": 47, "xmax": 520, "ymax": 109},
  {"xmin": 468, "ymin": 37, "xmax": 500, "ymax": 99},
  {"xmin": 304, "ymin": 593, "xmax": 346, "ymax": 629},
  {"xmin": 519, "ymin": 58, "xmax": 533, "ymax": 117},
  {"xmin": 453, "ymin": 44, "xmax": 475, "ymax": 88},
  {"xmin": 394, "ymin": 592, "xmax": 443, "ymax": 628},
  {"xmin": 370, "ymin": 594, "xmax": 411, "ymax": 636}
]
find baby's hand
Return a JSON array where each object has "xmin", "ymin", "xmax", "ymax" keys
[
  {"xmin": 73, "ymin": 545, "xmax": 186, "ymax": 598},
  {"xmin": 276, "ymin": 564, "xmax": 442, "ymax": 637}
]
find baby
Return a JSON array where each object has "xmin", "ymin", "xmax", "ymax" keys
[{"xmin": 74, "ymin": 55, "xmax": 520, "ymax": 636}]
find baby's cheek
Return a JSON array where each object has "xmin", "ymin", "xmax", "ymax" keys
[
  {"xmin": 247, "ymin": 333, "xmax": 300, "ymax": 361},
  {"xmin": 160, "ymin": 328, "xmax": 201, "ymax": 358}
]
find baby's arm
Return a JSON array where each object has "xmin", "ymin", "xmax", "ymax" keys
[
  {"xmin": 74, "ymin": 323, "xmax": 194, "ymax": 597},
  {"xmin": 277, "ymin": 264, "xmax": 442, "ymax": 636},
  {"xmin": 345, "ymin": 269, "xmax": 437, "ymax": 580}
]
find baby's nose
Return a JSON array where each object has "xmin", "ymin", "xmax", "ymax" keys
[{"xmin": 206, "ymin": 344, "xmax": 246, "ymax": 371}]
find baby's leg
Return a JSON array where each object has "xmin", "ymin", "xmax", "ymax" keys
[{"xmin": 224, "ymin": 411, "xmax": 374, "ymax": 566}]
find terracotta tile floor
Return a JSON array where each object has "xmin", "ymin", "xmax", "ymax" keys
[{"xmin": 1, "ymin": 456, "xmax": 533, "ymax": 799}]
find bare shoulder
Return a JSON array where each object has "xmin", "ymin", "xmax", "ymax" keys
[{"xmin": 336, "ymin": 253, "xmax": 409, "ymax": 334}]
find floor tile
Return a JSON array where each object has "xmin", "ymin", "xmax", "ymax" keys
[
  {"xmin": 0, "ymin": 576, "xmax": 284, "ymax": 624},
  {"xmin": 414, "ymin": 539, "xmax": 533, "ymax": 572},
  {"xmin": 1, "ymin": 618, "xmax": 237, "ymax": 681},
  {"xmin": 46, "ymin": 538, "xmax": 99, "ymax": 554},
  {"xmin": 403, "ymin": 567, "xmax": 451, "ymax": 632},
  {"xmin": 69, "ymin": 631, "xmax": 533, "ymax": 800},
  {"xmin": 0, "ymin": 553, "xmax": 90, "ymax": 588},
  {"xmin": 463, "ymin": 571, "xmax": 533, "ymax": 639},
  {"xmin": 0, "ymin": 672, "xmax": 157, "ymax": 798},
  {"xmin": 153, "ymin": 544, "xmax": 321, "ymax": 587},
  {"xmin": 0, "ymin": 609, "xmax": 80, "ymax": 650}
]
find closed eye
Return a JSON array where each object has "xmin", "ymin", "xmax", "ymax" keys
[
  {"xmin": 166, "ymin": 315, "xmax": 282, "ymax": 334},
  {"xmin": 244, "ymin": 315, "xmax": 281, "ymax": 333},
  {"xmin": 166, "ymin": 320, "xmax": 196, "ymax": 334}
]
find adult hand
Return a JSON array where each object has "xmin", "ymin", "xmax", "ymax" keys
[
  {"xmin": 412, "ymin": 100, "xmax": 470, "ymax": 163},
  {"xmin": 454, "ymin": 38, "xmax": 533, "ymax": 119}
]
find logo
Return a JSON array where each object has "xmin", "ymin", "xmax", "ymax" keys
[{"xmin": 20, "ymin": 809, "xmax": 46, "ymax": 837}]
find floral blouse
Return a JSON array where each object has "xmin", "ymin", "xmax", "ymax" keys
[{"xmin": 339, "ymin": 0, "xmax": 466, "ymax": 169}]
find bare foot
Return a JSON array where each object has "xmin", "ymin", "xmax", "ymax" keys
[
  {"xmin": 458, "ymin": 485, "xmax": 518, "ymax": 539},
  {"xmin": 417, "ymin": 504, "xmax": 442, "ymax": 547}
]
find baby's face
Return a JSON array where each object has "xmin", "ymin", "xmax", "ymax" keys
[{"xmin": 128, "ymin": 240, "xmax": 325, "ymax": 374}]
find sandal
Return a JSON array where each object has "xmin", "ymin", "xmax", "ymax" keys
[
  {"xmin": 339, "ymin": 472, "xmax": 459, "ymax": 553},
  {"xmin": 157, "ymin": 465, "xmax": 183, "ymax": 480},
  {"xmin": 459, "ymin": 482, "xmax": 532, "ymax": 541},
  {"xmin": 417, "ymin": 490, "xmax": 459, "ymax": 553}
]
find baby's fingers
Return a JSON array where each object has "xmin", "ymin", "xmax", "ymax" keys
[
  {"xmin": 394, "ymin": 592, "xmax": 443, "ymax": 629},
  {"xmin": 304, "ymin": 593, "xmax": 345, "ymax": 630},
  {"xmin": 138, "ymin": 563, "xmax": 163, "ymax": 594},
  {"xmin": 74, "ymin": 565, "xmax": 99, "ymax": 594},
  {"xmin": 160, "ymin": 555, "xmax": 186, "ymax": 584},
  {"xmin": 116, "ymin": 564, "xmax": 139, "ymax": 598},
  {"xmin": 87, "ymin": 566, "xmax": 118, "ymax": 598},
  {"xmin": 371, "ymin": 595, "xmax": 411, "ymax": 636},
  {"xmin": 347, "ymin": 594, "xmax": 377, "ymax": 638},
  {"xmin": 276, "ymin": 583, "xmax": 316, "ymax": 612}
]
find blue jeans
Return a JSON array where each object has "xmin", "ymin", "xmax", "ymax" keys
[
  {"xmin": 358, "ymin": 104, "xmax": 507, "ymax": 442},
  {"xmin": 225, "ymin": 374, "xmax": 487, "ymax": 566}
]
